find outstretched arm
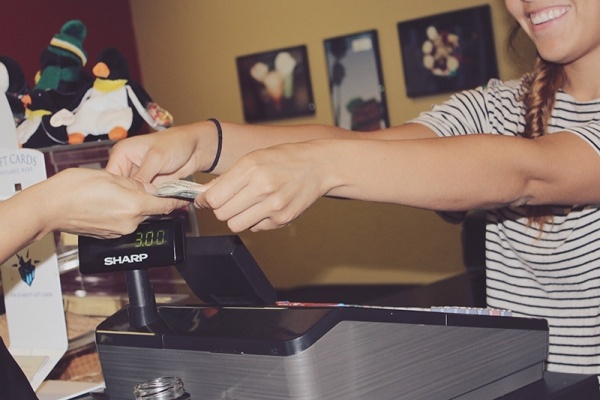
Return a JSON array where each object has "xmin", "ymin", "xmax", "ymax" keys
[
  {"xmin": 196, "ymin": 129, "xmax": 600, "ymax": 232},
  {"xmin": 105, "ymin": 120, "xmax": 437, "ymax": 183}
]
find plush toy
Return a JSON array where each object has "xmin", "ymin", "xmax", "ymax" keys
[
  {"xmin": 18, "ymin": 19, "xmax": 93, "ymax": 148},
  {"xmin": 17, "ymin": 89, "xmax": 71, "ymax": 148},
  {"xmin": 0, "ymin": 56, "xmax": 29, "ymax": 149},
  {"xmin": 34, "ymin": 19, "xmax": 93, "ymax": 107},
  {"xmin": 0, "ymin": 62, "xmax": 18, "ymax": 149},
  {"xmin": 64, "ymin": 47, "xmax": 173, "ymax": 144},
  {"xmin": 0, "ymin": 56, "xmax": 29, "ymax": 127}
]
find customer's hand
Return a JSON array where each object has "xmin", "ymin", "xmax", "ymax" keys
[{"xmin": 32, "ymin": 168, "xmax": 189, "ymax": 238}]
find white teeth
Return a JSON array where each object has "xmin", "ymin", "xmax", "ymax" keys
[{"xmin": 530, "ymin": 7, "xmax": 569, "ymax": 25}]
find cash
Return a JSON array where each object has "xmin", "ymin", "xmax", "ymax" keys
[{"xmin": 154, "ymin": 180, "xmax": 206, "ymax": 200}]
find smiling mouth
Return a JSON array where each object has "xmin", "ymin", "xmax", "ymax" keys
[{"xmin": 529, "ymin": 6, "xmax": 570, "ymax": 25}]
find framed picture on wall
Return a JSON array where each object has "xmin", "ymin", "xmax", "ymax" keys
[
  {"xmin": 324, "ymin": 30, "xmax": 389, "ymax": 131},
  {"xmin": 397, "ymin": 5, "xmax": 498, "ymax": 98},
  {"xmin": 236, "ymin": 45, "xmax": 315, "ymax": 123}
]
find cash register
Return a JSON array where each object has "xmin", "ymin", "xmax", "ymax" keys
[{"xmin": 77, "ymin": 216, "xmax": 594, "ymax": 400}]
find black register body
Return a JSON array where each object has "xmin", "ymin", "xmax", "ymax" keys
[{"xmin": 76, "ymin": 218, "xmax": 599, "ymax": 399}]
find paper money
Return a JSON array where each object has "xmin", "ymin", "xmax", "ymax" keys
[{"xmin": 154, "ymin": 180, "xmax": 206, "ymax": 200}]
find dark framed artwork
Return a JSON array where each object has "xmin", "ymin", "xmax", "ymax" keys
[
  {"xmin": 236, "ymin": 45, "xmax": 315, "ymax": 123},
  {"xmin": 397, "ymin": 5, "xmax": 498, "ymax": 98},
  {"xmin": 324, "ymin": 30, "xmax": 389, "ymax": 131}
]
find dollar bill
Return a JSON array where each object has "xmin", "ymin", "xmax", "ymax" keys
[{"xmin": 154, "ymin": 180, "xmax": 206, "ymax": 200}]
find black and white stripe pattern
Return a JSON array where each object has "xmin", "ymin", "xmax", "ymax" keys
[{"xmin": 413, "ymin": 78, "xmax": 600, "ymax": 375}]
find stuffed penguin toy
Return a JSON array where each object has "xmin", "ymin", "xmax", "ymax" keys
[
  {"xmin": 0, "ymin": 56, "xmax": 29, "ymax": 127},
  {"xmin": 34, "ymin": 19, "xmax": 93, "ymax": 108},
  {"xmin": 17, "ymin": 89, "xmax": 70, "ymax": 148},
  {"xmin": 17, "ymin": 20, "xmax": 92, "ymax": 148},
  {"xmin": 0, "ymin": 61, "xmax": 18, "ymax": 149},
  {"xmin": 0, "ymin": 56, "xmax": 29, "ymax": 149},
  {"xmin": 65, "ymin": 47, "xmax": 173, "ymax": 144}
]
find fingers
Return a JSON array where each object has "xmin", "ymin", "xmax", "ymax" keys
[
  {"xmin": 116, "ymin": 174, "xmax": 191, "ymax": 217},
  {"xmin": 196, "ymin": 178, "xmax": 299, "ymax": 232},
  {"xmin": 105, "ymin": 139, "xmax": 143, "ymax": 177},
  {"xmin": 226, "ymin": 202, "xmax": 292, "ymax": 232},
  {"xmin": 131, "ymin": 151, "xmax": 165, "ymax": 183},
  {"xmin": 192, "ymin": 150, "xmax": 316, "ymax": 233},
  {"xmin": 114, "ymin": 141, "xmax": 199, "ymax": 185},
  {"xmin": 106, "ymin": 135, "xmax": 167, "ymax": 182},
  {"xmin": 194, "ymin": 172, "xmax": 256, "ymax": 231},
  {"xmin": 139, "ymin": 192, "xmax": 191, "ymax": 218},
  {"xmin": 195, "ymin": 174, "xmax": 241, "ymax": 209},
  {"xmin": 105, "ymin": 154, "xmax": 136, "ymax": 177},
  {"xmin": 194, "ymin": 167, "xmax": 256, "ymax": 219},
  {"xmin": 106, "ymin": 125, "xmax": 208, "ymax": 188},
  {"xmin": 249, "ymin": 218, "xmax": 289, "ymax": 232},
  {"xmin": 213, "ymin": 190, "xmax": 264, "ymax": 232}
]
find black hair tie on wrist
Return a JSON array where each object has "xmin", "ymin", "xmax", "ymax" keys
[{"xmin": 203, "ymin": 118, "xmax": 222, "ymax": 173}]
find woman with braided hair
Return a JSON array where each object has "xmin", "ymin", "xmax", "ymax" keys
[{"xmin": 107, "ymin": 0, "xmax": 600, "ymax": 376}]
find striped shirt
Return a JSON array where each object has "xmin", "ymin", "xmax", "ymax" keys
[{"xmin": 412, "ymin": 78, "xmax": 600, "ymax": 376}]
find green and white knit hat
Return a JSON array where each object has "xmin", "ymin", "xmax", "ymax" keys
[{"xmin": 48, "ymin": 20, "xmax": 88, "ymax": 66}]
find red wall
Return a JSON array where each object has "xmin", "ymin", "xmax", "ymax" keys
[{"xmin": 0, "ymin": 1, "xmax": 142, "ymax": 87}]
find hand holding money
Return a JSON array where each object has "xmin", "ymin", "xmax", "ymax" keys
[{"xmin": 154, "ymin": 180, "xmax": 207, "ymax": 200}]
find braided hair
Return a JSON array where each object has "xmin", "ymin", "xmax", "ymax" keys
[
  {"xmin": 508, "ymin": 21, "xmax": 567, "ymax": 227},
  {"xmin": 520, "ymin": 58, "xmax": 566, "ymax": 227}
]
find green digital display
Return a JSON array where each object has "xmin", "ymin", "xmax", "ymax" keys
[
  {"xmin": 78, "ymin": 217, "xmax": 186, "ymax": 274},
  {"xmin": 134, "ymin": 227, "xmax": 168, "ymax": 248}
]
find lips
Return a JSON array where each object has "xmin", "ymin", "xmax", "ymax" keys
[{"xmin": 529, "ymin": 6, "xmax": 570, "ymax": 25}]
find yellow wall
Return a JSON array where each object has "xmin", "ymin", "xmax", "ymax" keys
[{"xmin": 128, "ymin": 1, "xmax": 534, "ymax": 289}]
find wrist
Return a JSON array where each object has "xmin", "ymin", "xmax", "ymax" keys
[
  {"xmin": 31, "ymin": 181, "xmax": 60, "ymax": 239},
  {"xmin": 303, "ymin": 139, "xmax": 343, "ymax": 197},
  {"xmin": 313, "ymin": 139, "xmax": 361, "ymax": 199},
  {"xmin": 7, "ymin": 183, "xmax": 51, "ymax": 244},
  {"xmin": 200, "ymin": 118, "xmax": 223, "ymax": 174}
]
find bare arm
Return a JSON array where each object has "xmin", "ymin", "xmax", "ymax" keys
[
  {"xmin": 215, "ymin": 122, "xmax": 437, "ymax": 175},
  {"xmin": 197, "ymin": 129, "xmax": 600, "ymax": 232},
  {"xmin": 106, "ymin": 120, "xmax": 437, "ymax": 183},
  {"xmin": 322, "ymin": 131, "xmax": 600, "ymax": 208}
]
